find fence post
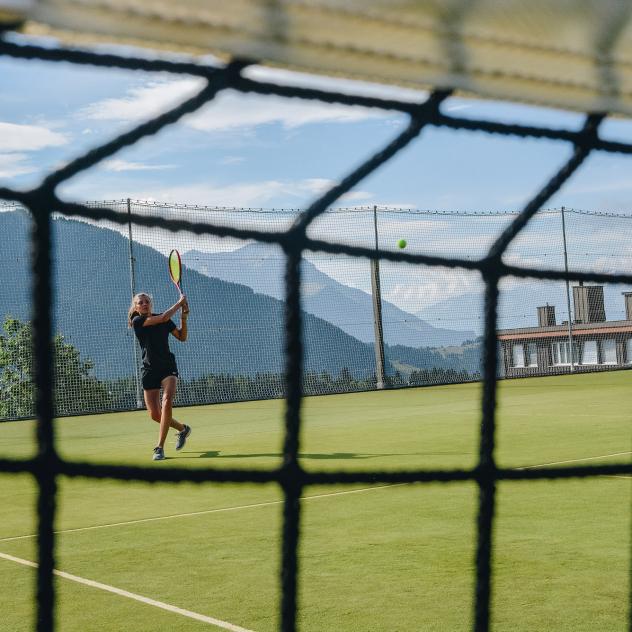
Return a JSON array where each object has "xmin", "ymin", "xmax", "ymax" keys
[
  {"xmin": 561, "ymin": 206, "xmax": 575, "ymax": 371},
  {"xmin": 370, "ymin": 205, "xmax": 387, "ymax": 389},
  {"xmin": 127, "ymin": 198, "xmax": 144, "ymax": 407}
]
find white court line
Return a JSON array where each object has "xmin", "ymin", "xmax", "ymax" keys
[
  {"xmin": 0, "ymin": 551, "xmax": 254, "ymax": 632},
  {"xmin": 2, "ymin": 460, "xmax": 629, "ymax": 630},
  {"xmin": 0, "ymin": 484, "xmax": 405, "ymax": 543},
  {"xmin": 2, "ymin": 451, "xmax": 630, "ymax": 545},
  {"xmin": 514, "ymin": 451, "xmax": 632, "ymax": 470}
]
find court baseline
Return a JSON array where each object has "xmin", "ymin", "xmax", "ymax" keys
[
  {"xmin": 0, "ymin": 551, "xmax": 254, "ymax": 632},
  {"xmin": 0, "ymin": 484, "xmax": 406, "ymax": 543}
]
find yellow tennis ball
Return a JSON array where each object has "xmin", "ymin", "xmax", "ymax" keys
[{"xmin": 397, "ymin": 239, "xmax": 407, "ymax": 249}]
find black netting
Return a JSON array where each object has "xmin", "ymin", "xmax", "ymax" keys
[{"xmin": 1, "ymin": 34, "xmax": 632, "ymax": 632}]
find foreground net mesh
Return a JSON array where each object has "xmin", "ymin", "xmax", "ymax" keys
[{"xmin": 1, "ymin": 32, "xmax": 632, "ymax": 632}]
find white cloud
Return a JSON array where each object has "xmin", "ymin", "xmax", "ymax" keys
[
  {"xmin": 101, "ymin": 159, "xmax": 176, "ymax": 172},
  {"xmin": 339, "ymin": 190, "xmax": 373, "ymax": 202},
  {"xmin": 384, "ymin": 271, "xmax": 482, "ymax": 312},
  {"xmin": 168, "ymin": 181, "xmax": 290, "ymax": 206},
  {"xmin": 78, "ymin": 78, "xmax": 390, "ymax": 131},
  {"xmin": 292, "ymin": 177, "xmax": 372, "ymax": 202},
  {"xmin": 0, "ymin": 121, "xmax": 68, "ymax": 152},
  {"xmin": 79, "ymin": 79, "xmax": 205, "ymax": 122},
  {"xmin": 189, "ymin": 91, "xmax": 387, "ymax": 131},
  {"xmin": 60, "ymin": 178, "xmax": 377, "ymax": 256},
  {"xmin": 0, "ymin": 153, "xmax": 34, "ymax": 177},
  {"xmin": 81, "ymin": 177, "xmax": 372, "ymax": 209},
  {"xmin": 501, "ymin": 251, "xmax": 559, "ymax": 270},
  {"xmin": 563, "ymin": 177, "xmax": 632, "ymax": 196},
  {"xmin": 307, "ymin": 212, "xmax": 516, "ymax": 257},
  {"xmin": 443, "ymin": 103, "xmax": 474, "ymax": 113},
  {"xmin": 219, "ymin": 156, "xmax": 245, "ymax": 165},
  {"xmin": 301, "ymin": 178, "xmax": 333, "ymax": 194}
]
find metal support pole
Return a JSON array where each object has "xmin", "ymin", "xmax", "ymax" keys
[
  {"xmin": 370, "ymin": 205, "xmax": 387, "ymax": 389},
  {"xmin": 127, "ymin": 198, "xmax": 144, "ymax": 406},
  {"xmin": 561, "ymin": 206, "xmax": 575, "ymax": 371}
]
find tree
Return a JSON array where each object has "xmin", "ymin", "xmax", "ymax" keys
[
  {"xmin": 53, "ymin": 332, "xmax": 111, "ymax": 414},
  {"xmin": 0, "ymin": 317, "xmax": 111, "ymax": 419},
  {"xmin": 0, "ymin": 317, "xmax": 34, "ymax": 418}
]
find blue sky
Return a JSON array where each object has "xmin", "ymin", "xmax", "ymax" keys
[
  {"xmin": 5, "ymin": 33, "xmax": 632, "ymax": 212},
  {"xmin": 2, "ymin": 34, "xmax": 632, "ymax": 326}
]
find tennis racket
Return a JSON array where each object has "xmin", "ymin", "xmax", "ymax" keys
[{"xmin": 168, "ymin": 249, "xmax": 184, "ymax": 295}]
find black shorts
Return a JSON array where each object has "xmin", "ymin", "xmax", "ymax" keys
[{"xmin": 141, "ymin": 366, "xmax": 179, "ymax": 390}]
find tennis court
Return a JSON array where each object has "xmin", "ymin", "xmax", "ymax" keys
[{"xmin": 1, "ymin": 371, "xmax": 629, "ymax": 631}]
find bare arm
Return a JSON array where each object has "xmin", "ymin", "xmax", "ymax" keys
[
  {"xmin": 142, "ymin": 295, "xmax": 187, "ymax": 327},
  {"xmin": 171, "ymin": 299, "xmax": 189, "ymax": 341}
]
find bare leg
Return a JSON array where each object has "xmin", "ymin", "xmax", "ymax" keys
[
  {"xmin": 157, "ymin": 376, "xmax": 180, "ymax": 448},
  {"xmin": 144, "ymin": 388, "xmax": 184, "ymax": 434}
]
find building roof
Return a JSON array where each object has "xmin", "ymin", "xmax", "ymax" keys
[{"xmin": 497, "ymin": 320, "xmax": 632, "ymax": 341}]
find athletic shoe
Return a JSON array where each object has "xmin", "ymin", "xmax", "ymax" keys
[
  {"xmin": 175, "ymin": 424, "xmax": 191, "ymax": 451},
  {"xmin": 152, "ymin": 446, "xmax": 165, "ymax": 461}
]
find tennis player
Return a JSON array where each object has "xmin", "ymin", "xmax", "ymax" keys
[{"xmin": 128, "ymin": 292, "xmax": 191, "ymax": 461}]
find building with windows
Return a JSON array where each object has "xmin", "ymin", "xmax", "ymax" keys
[{"xmin": 498, "ymin": 285, "xmax": 632, "ymax": 377}]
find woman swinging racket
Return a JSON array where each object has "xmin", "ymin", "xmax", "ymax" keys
[{"xmin": 128, "ymin": 292, "xmax": 191, "ymax": 460}]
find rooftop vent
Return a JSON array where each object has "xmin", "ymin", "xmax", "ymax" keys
[
  {"xmin": 573, "ymin": 285, "xmax": 605, "ymax": 324},
  {"xmin": 623, "ymin": 292, "xmax": 632, "ymax": 321},
  {"xmin": 537, "ymin": 304, "xmax": 556, "ymax": 326}
]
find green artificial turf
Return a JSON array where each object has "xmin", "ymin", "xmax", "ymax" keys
[{"xmin": 0, "ymin": 371, "xmax": 630, "ymax": 631}]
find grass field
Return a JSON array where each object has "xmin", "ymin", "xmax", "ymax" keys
[{"xmin": 1, "ymin": 371, "xmax": 630, "ymax": 631}]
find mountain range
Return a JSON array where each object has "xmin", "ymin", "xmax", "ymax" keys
[
  {"xmin": 184, "ymin": 243, "xmax": 475, "ymax": 347},
  {"xmin": 0, "ymin": 210, "xmax": 481, "ymax": 382}
]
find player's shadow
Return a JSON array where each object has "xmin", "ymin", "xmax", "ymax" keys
[
  {"xmin": 180, "ymin": 451, "xmax": 422, "ymax": 460},
  {"xmin": 179, "ymin": 450, "xmax": 221, "ymax": 458}
]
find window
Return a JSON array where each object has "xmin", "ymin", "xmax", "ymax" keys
[
  {"xmin": 551, "ymin": 341, "xmax": 577, "ymax": 366},
  {"xmin": 601, "ymin": 338, "xmax": 617, "ymax": 364},
  {"xmin": 526, "ymin": 343, "xmax": 538, "ymax": 367},
  {"xmin": 512, "ymin": 343, "xmax": 525, "ymax": 367},
  {"xmin": 581, "ymin": 340, "xmax": 598, "ymax": 365},
  {"xmin": 627, "ymin": 338, "xmax": 632, "ymax": 364}
]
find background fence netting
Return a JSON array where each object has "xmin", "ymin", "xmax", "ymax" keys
[
  {"xmin": 2, "ymin": 27, "xmax": 632, "ymax": 632},
  {"xmin": 2, "ymin": 202, "xmax": 632, "ymax": 420}
]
